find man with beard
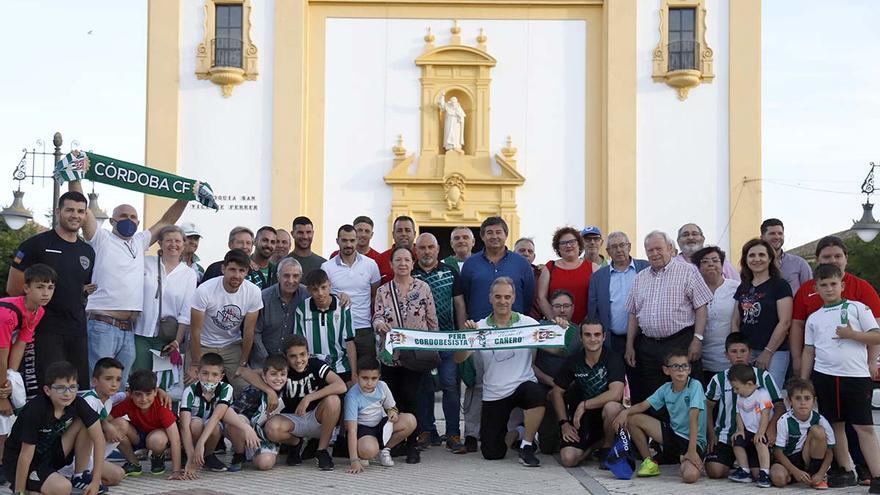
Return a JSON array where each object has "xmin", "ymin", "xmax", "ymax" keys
[
  {"xmin": 581, "ymin": 227, "xmax": 608, "ymax": 268},
  {"xmin": 674, "ymin": 223, "xmax": 739, "ymax": 281},
  {"xmin": 252, "ymin": 258, "xmax": 307, "ymax": 368},
  {"xmin": 201, "ymin": 226, "xmax": 255, "ymax": 283},
  {"xmin": 375, "ymin": 216, "xmax": 417, "ymax": 285},
  {"xmin": 270, "ymin": 229, "xmax": 292, "ymax": 264},
  {"xmin": 760, "ymin": 218, "xmax": 812, "ymax": 294},
  {"xmin": 289, "ymin": 216, "xmax": 326, "ymax": 278},
  {"xmin": 443, "ymin": 226, "xmax": 475, "ymax": 274},
  {"xmin": 246, "ymin": 226, "xmax": 278, "ymax": 289},
  {"xmin": 188, "ymin": 249, "xmax": 263, "ymax": 393},
  {"xmin": 322, "ymin": 225, "xmax": 380, "ymax": 360},
  {"xmin": 7, "ymin": 192, "xmax": 95, "ymax": 388}
]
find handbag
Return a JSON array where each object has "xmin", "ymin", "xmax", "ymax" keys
[
  {"xmin": 155, "ymin": 255, "xmax": 179, "ymax": 344},
  {"xmin": 389, "ymin": 281, "xmax": 440, "ymax": 373}
]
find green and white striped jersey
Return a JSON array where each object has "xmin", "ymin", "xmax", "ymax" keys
[
  {"xmin": 80, "ymin": 390, "xmax": 113, "ymax": 420},
  {"xmin": 179, "ymin": 381, "xmax": 234, "ymax": 419},
  {"xmin": 706, "ymin": 366, "xmax": 781, "ymax": 444},
  {"xmin": 775, "ymin": 409, "xmax": 835, "ymax": 456},
  {"xmin": 294, "ymin": 296, "xmax": 354, "ymax": 374}
]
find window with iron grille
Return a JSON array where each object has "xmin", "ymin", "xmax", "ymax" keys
[
  {"xmin": 668, "ymin": 8, "xmax": 696, "ymax": 71},
  {"xmin": 214, "ymin": 4, "xmax": 243, "ymax": 68}
]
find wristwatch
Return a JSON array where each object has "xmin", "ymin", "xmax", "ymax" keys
[
  {"xmin": 558, "ymin": 419, "xmax": 570, "ymax": 427},
  {"xmin": 693, "ymin": 333, "xmax": 704, "ymax": 341}
]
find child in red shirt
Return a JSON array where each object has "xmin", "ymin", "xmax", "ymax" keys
[{"xmin": 109, "ymin": 370, "xmax": 194, "ymax": 480}]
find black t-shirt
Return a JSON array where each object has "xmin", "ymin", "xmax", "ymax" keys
[
  {"xmin": 200, "ymin": 260, "xmax": 223, "ymax": 285},
  {"xmin": 280, "ymin": 357, "xmax": 331, "ymax": 413},
  {"xmin": 11, "ymin": 230, "xmax": 94, "ymax": 336},
  {"xmin": 735, "ymin": 277, "xmax": 793, "ymax": 351},
  {"xmin": 554, "ymin": 349, "xmax": 625, "ymax": 405},
  {"xmin": 4, "ymin": 394, "xmax": 99, "ymax": 463}
]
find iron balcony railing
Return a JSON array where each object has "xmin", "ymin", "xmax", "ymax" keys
[
  {"xmin": 212, "ymin": 37, "xmax": 243, "ymax": 69},
  {"xmin": 667, "ymin": 40, "xmax": 700, "ymax": 72}
]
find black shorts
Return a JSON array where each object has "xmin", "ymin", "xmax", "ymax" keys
[
  {"xmin": 660, "ymin": 421, "xmax": 704, "ymax": 459},
  {"xmin": 4, "ymin": 440, "xmax": 72, "ymax": 493},
  {"xmin": 733, "ymin": 431, "xmax": 767, "ymax": 467},
  {"xmin": 560, "ymin": 408, "xmax": 604, "ymax": 450},
  {"xmin": 812, "ymin": 371, "xmax": 873, "ymax": 425},
  {"xmin": 356, "ymin": 417, "xmax": 388, "ymax": 449},
  {"xmin": 706, "ymin": 441, "xmax": 738, "ymax": 467}
]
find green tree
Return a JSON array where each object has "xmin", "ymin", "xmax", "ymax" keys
[
  {"xmin": 0, "ymin": 220, "xmax": 45, "ymax": 296},
  {"xmin": 843, "ymin": 236, "xmax": 880, "ymax": 291}
]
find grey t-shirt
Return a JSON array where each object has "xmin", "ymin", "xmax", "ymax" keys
[{"xmin": 289, "ymin": 252, "xmax": 327, "ymax": 278}]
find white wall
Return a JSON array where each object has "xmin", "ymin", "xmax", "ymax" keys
[
  {"xmin": 636, "ymin": 0, "xmax": 731, "ymax": 254},
  {"xmin": 176, "ymin": 0, "xmax": 275, "ymax": 264},
  {"xmin": 323, "ymin": 18, "xmax": 586, "ymax": 263}
]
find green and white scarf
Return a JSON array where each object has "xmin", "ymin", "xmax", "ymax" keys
[
  {"xmin": 383, "ymin": 322, "xmax": 566, "ymax": 354},
  {"xmin": 54, "ymin": 152, "xmax": 218, "ymax": 210}
]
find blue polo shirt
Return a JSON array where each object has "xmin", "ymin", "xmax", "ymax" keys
[{"xmin": 459, "ymin": 249, "xmax": 535, "ymax": 320}]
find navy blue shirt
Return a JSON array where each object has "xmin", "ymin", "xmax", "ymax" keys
[{"xmin": 460, "ymin": 249, "xmax": 535, "ymax": 320}]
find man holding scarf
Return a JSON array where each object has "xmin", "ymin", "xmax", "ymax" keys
[{"xmin": 68, "ymin": 178, "xmax": 188, "ymax": 383}]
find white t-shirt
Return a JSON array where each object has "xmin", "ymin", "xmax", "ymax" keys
[
  {"xmin": 775, "ymin": 409, "xmax": 836, "ymax": 456},
  {"xmin": 192, "ymin": 277, "xmax": 263, "ymax": 347},
  {"xmin": 736, "ymin": 387, "xmax": 773, "ymax": 434},
  {"xmin": 86, "ymin": 229, "xmax": 152, "ymax": 311},
  {"xmin": 472, "ymin": 313, "xmax": 538, "ymax": 401},
  {"xmin": 135, "ymin": 257, "xmax": 198, "ymax": 338},
  {"xmin": 805, "ymin": 299, "xmax": 879, "ymax": 377},
  {"xmin": 322, "ymin": 254, "xmax": 380, "ymax": 329}
]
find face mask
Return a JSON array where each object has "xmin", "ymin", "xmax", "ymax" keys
[
  {"xmin": 115, "ymin": 218, "xmax": 138, "ymax": 237},
  {"xmin": 200, "ymin": 380, "xmax": 218, "ymax": 393}
]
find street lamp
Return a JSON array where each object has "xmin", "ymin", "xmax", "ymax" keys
[
  {"xmin": 852, "ymin": 162, "xmax": 880, "ymax": 243},
  {"xmin": 88, "ymin": 190, "xmax": 109, "ymax": 228}
]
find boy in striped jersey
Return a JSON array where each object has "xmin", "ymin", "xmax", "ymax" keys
[
  {"xmin": 179, "ymin": 353, "xmax": 259, "ymax": 475},
  {"xmin": 295, "ymin": 269, "xmax": 357, "ymax": 383},
  {"xmin": 228, "ymin": 355, "xmax": 288, "ymax": 471},
  {"xmin": 771, "ymin": 378, "xmax": 834, "ymax": 489},
  {"xmin": 705, "ymin": 333, "xmax": 784, "ymax": 479}
]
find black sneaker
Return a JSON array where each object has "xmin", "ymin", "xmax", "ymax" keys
[
  {"xmin": 204, "ymin": 453, "xmax": 228, "ymax": 472},
  {"xmin": 0, "ymin": 466, "xmax": 6, "ymax": 486},
  {"xmin": 465, "ymin": 436, "xmax": 478, "ymax": 453},
  {"xmin": 870, "ymin": 476, "xmax": 880, "ymax": 494},
  {"xmin": 828, "ymin": 469, "xmax": 857, "ymax": 488},
  {"xmin": 229, "ymin": 452, "xmax": 246, "ymax": 472},
  {"xmin": 430, "ymin": 430, "xmax": 443, "ymax": 446},
  {"xmin": 71, "ymin": 470, "xmax": 109, "ymax": 495},
  {"xmin": 857, "ymin": 464, "xmax": 873, "ymax": 486},
  {"xmin": 301, "ymin": 438, "xmax": 319, "ymax": 460},
  {"xmin": 316, "ymin": 449, "xmax": 334, "ymax": 471},
  {"xmin": 122, "ymin": 461, "xmax": 142, "ymax": 477},
  {"xmin": 150, "ymin": 454, "xmax": 166, "ymax": 475},
  {"xmin": 518, "ymin": 444, "xmax": 540, "ymax": 467},
  {"xmin": 405, "ymin": 445, "xmax": 421, "ymax": 464},
  {"xmin": 286, "ymin": 443, "xmax": 303, "ymax": 466}
]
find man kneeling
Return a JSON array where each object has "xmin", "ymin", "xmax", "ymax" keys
[
  {"xmin": 551, "ymin": 318, "xmax": 625, "ymax": 467},
  {"xmin": 455, "ymin": 277, "xmax": 546, "ymax": 467}
]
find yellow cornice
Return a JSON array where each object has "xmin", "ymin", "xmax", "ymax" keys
[{"xmin": 309, "ymin": 0, "xmax": 603, "ymax": 5}]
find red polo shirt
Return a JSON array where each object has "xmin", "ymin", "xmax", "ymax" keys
[{"xmin": 793, "ymin": 272, "xmax": 880, "ymax": 321}]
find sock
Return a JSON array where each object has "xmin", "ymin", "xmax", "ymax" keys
[
  {"xmin": 520, "ymin": 440, "xmax": 533, "ymax": 449},
  {"xmin": 74, "ymin": 471, "xmax": 84, "ymax": 478},
  {"xmin": 760, "ymin": 468, "xmax": 769, "ymax": 475},
  {"xmin": 809, "ymin": 458, "xmax": 824, "ymax": 476}
]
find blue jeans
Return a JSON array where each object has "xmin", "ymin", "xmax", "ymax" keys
[
  {"xmin": 88, "ymin": 320, "xmax": 136, "ymax": 384},
  {"xmin": 416, "ymin": 352, "xmax": 461, "ymax": 437},
  {"xmin": 750, "ymin": 348, "xmax": 790, "ymax": 390}
]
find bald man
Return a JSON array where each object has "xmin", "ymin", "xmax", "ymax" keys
[
  {"xmin": 412, "ymin": 233, "xmax": 468, "ymax": 451},
  {"xmin": 68, "ymin": 179, "xmax": 189, "ymax": 382}
]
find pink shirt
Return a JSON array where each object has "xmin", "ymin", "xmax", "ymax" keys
[
  {"xmin": 625, "ymin": 260, "xmax": 713, "ymax": 338},
  {"xmin": 0, "ymin": 296, "xmax": 44, "ymax": 348}
]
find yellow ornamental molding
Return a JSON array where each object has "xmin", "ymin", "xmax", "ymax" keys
[
  {"xmin": 195, "ymin": 0, "xmax": 259, "ymax": 97},
  {"xmin": 652, "ymin": 0, "xmax": 714, "ymax": 100}
]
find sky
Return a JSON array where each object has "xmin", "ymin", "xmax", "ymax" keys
[{"xmin": 0, "ymin": 0, "xmax": 878, "ymax": 251}]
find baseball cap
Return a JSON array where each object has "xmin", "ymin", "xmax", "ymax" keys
[
  {"xmin": 180, "ymin": 221, "xmax": 202, "ymax": 238},
  {"xmin": 581, "ymin": 226, "xmax": 602, "ymax": 237}
]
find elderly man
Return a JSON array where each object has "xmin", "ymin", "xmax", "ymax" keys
[
  {"xmin": 201, "ymin": 226, "xmax": 255, "ymax": 283},
  {"xmin": 251, "ymin": 258, "xmax": 307, "ymax": 368},
  {"xmin": 289, "ymin": 216, "xmax": 326, "ymax": 278},
  {"xmin": 624, "ymin": 231, "xmax": 713, "ymax": 404},
  {"xmin": 180, "ymin": 221, "xmax": 205, "ymax": 282},
  {"xmin": 443, "ymin": 226, "xmax": 476, "ymax": 274},
  {"xmin": 412, "ymin": 233, "xmax": 467, "ymax": 451},
  {"xmin": 759, "ymin": 218, "xmax": 812, "ymax": 294},
  {"xmin": 375, "ymin": 215, "xmax": 417, "ymax": 285},
  {"xmin": 675, "ymin": 223, "xmax": 739, "ymax": 281},
  {"xmin": 514, "ymin": 237, "xmax": 543, "ymax": 319},
  {"xmin": 321, "ymin": 224, "xmax": 380, "ymax": 360},
  {"xmin": 245, "ymin": 226, "xmax": 278, "ymax": 289},
  {"xmin": 67, "ymin": 179, "xmax": 188, "ymax": 383},
  {"xmin": 588, "ymin": 231, "xmax": 649, "ymax": 354},
  {"xmin": 581, "ymin": 227, "xmax": 608, "ymax": 267},
  {"xmin": 460, "ymin": 217, "xmax": 535, "ymax": 321},
  {"xmin": 270, "ymin": 228, "xmax": 292, "ymax": 264},
  {"xmin": 454, "ymin": 277, "xmax": 547, "ymax": 467}
]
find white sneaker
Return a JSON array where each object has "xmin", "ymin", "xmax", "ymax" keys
[
  {"xmin": 872, "ymin": 388, "xmax": 880, "ymax": 409},
  {"xmin": 378, "ymin": 447, "xmax": 394, "ymax": 467}
]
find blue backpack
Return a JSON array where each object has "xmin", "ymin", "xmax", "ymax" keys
[{"xmin": 603, "ymin": 426, "xmax": 635, "ymax": 480}]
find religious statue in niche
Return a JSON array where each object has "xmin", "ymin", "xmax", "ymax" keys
[{"xmin": 438, "ymin": 92, "xmax": 466, "ymax": 153}]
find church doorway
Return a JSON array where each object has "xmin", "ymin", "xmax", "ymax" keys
[{"xmin": 418, "ymin": 226, "xmax": 483, "ymax": 261}]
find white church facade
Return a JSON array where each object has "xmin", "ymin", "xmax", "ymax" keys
[{"xmin": 143, "ymin": 0, "xmax": 761, "ymax": 262}]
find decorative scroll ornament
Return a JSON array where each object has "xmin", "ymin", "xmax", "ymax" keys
[{"xmin": 444, "ymin": 173, "xmax": 466, "ymax": 210}]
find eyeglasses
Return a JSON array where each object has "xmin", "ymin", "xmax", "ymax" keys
[
  {"xmin": 558, "ymin": 239, "xmax": 579, "ymax": 247},
  {"xmin": 50, "ymin": 384, "xmax": 79, "ymax": 394},
  {"xmin": 584, "ymin": 237, "xmax": 603, "ymax": 243},
  {"xmin": 606, "ymin": 242, "xmax": 630, "ymax": 251},
  {"xmin": 551, "ymin": 303, "xmax": 574, "ymax": 310},
  {"xmin": 663, "ymin": 363, "xmax": 691, "ymax": 371}
]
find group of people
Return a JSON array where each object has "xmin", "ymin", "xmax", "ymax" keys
[{"xmin": 0, "ymin": 171, "xmax": 879, "ymax": 495}]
